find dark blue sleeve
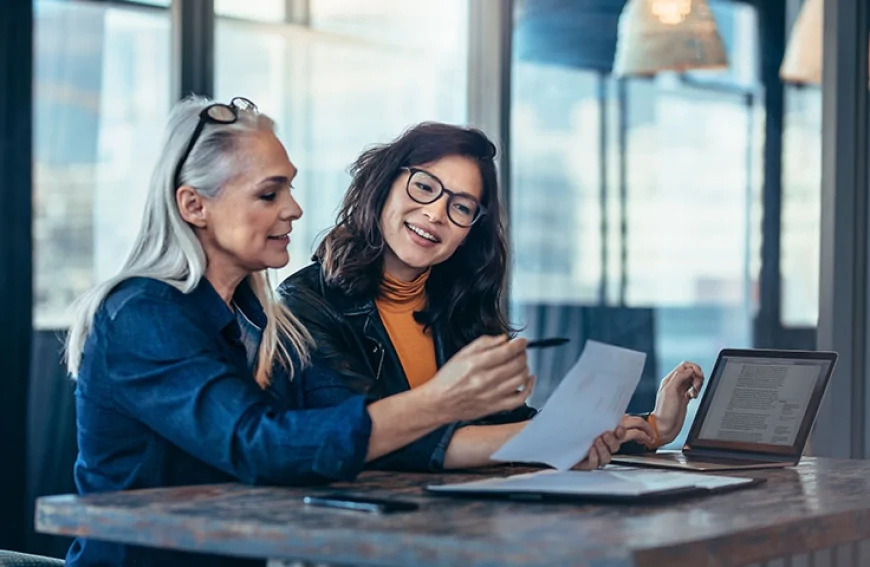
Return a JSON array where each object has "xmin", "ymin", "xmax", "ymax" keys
[
  {"xmin": 470, "ymin": 405, "xmax": 538, "ymax": 426},
  {"xmin": 102, "ymin": 294, "xmax": 372, "ymax": 485},
  {"xmin": 302, "ymin": 361, "xmax": 458, "ymax": 472}
]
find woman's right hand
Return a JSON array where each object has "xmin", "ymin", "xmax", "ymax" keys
[
  {"xmin": 619, "ymin": 415, "xmax": 657, "ymax": 448},
  {"xmin": 420, "ymin": 335, "xmax": 534, "ymax": 423}
]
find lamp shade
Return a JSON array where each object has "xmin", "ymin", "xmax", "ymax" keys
[
  {"xmin": 780, "ymin": 0, "xmax": 870, "ymax": 85},
  {"xmin": 780, "ymin": 0, "xmax": 822, "ymax": 84},
  {"xmin": 613, "ymin": 0, "xmax": 728, "ymax": 76}
]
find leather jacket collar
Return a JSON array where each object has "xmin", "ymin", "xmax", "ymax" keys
[
  {"xmin": 323, "ymin": 279, "xmax": 451, "ymax": 369},
  {"xmin": 278, "ymin": 263, "xmax": 452, "ymax": 398}
]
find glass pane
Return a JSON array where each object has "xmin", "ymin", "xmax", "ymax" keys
[
  {"xmin": 778, "ymin": 0, "xmax": 824, "ymax": 330},
  {"xmin": 780, "ymin": 87, "xmax": 821, "ymax": 328},
  {"xmin": 310, "ymin": 0, "xmax": 468, "ymax": 55},
  {"xmin": 215, "ymin": 0, "xmax": 468, "ymax": 281},
  {"xmin": 510, "ymin": 67, "xmax": 603, "ymax": 304},
  {"xmin": 620, "ymin": 79, "xmax": 763, "ymax": 310},
  {"xmin": 33, "ymin": 0, "xmax": 170, "ymax": 328},
  {"xmin": 215, "ymin": 0, "xmax": 286, "ymax": 22},
  {"xmin": 510, "ymin": 0, "xmax": 762, "ymax": 447}
]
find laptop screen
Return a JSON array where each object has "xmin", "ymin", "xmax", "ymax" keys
[{"xmin": 686, "ymin": 350, "xmax": 837, "ymax": 456}]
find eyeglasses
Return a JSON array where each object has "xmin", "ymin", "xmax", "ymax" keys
[
  {"xmin": 401, "ymin": 167, "xmax": 486, "ymax": 228},
  {"xmin": 173, "ymin": 97, "xmax": 258, "ymax": 189}
]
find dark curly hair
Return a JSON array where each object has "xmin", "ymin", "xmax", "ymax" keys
[{"xmin": 315, "ymin": 122, "xmax": 512, "ymax": 352}]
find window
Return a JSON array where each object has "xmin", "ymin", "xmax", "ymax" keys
[
  {"xmin": 216, "ymin": 0, "xmax": 285, "ymax": 22},
  {"xmin": 781, "ymin": 85, "xmax": 821, "ymax": 328},
  {"xmin": 510, "ymin": 0, "xmax": 763, "ymax": 447},
  {"xmin": 215, "ymin": 0, "xmax": 469, "ymax": 281},
  {"xmin": 33, "ymin": 0, "xmax": 170, "ymax": 328}
]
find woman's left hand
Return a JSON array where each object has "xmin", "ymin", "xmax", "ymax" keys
[
  {"xmin": 651, "ymin": 361, "xmax": 705, "ymax": 445},
  {"xmin": 572, "ymin": 427, "xmax": 625, "ymax": 470}
]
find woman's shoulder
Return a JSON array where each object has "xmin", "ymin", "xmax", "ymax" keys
[
  {"xmin": 91, "ymin": 277, "xmax": 225, "ymax": 359},
  {"xmin": 83, "ymin": 278, "xmax": 203, "ymax": 367},
  {"xmin": 100, "ymin": 277, "xmax": 184, "ymax": 321},
  {"xmin": 277, "ymin": 262, "xmax": 323, "ymax": 298}
]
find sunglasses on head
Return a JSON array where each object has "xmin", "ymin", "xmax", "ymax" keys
[{"xmin": 173, "ymin": 96, "xmax": 258, "ymax": 189}]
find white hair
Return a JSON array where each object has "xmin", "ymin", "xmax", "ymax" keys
[{"xmin": 66, "ymin": 95, "xmax": 311, "ymax": 387}]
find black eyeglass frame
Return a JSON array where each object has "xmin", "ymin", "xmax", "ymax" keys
[
  {"xmin": 173, "ymin": 96, "xmax": 257, "ymax": 189},
  {"xmin": 400, "ymin": 166, "xmax": 487, "ymax": 228}
]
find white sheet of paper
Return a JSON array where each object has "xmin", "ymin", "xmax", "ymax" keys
[{"xmin": 491, "ymin": 340, "xmax": 646, "ymax": 470}]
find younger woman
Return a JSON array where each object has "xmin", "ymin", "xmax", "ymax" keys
[{"xmin": 279, "ymin": 123, "xmax": 684, "ymax": 471}]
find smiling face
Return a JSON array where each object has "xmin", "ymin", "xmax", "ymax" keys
[
  {"xmin": 178, "ymin": 130, "xmax": 302, "ymax": 286},
  {"xmin": 379, "ymin": 154, "xmax": 483, "ymax": 281}
]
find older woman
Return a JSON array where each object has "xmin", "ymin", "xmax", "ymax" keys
[
  {"xmin": 279, "ymin": 123, "xmax": 702, "ymax": 472},
  {"xmin": 64, "ymin": 99, "xmax": 535, "ymax": 567}
]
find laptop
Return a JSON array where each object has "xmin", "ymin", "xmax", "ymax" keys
[{"xmin": 612, "ymin": 349, "xmax": 838, "ymax": 471}]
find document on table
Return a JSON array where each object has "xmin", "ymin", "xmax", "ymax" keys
[{"xmin": 491, "ymin": 340, "xmax": 646, "ymax": 470}]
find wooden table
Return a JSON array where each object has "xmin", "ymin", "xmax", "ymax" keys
[{"xmin": 35, "ymin": 458, "xmax": 870, "ymax": 567}]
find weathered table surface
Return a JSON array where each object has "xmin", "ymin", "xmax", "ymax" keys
[{"xmin": 35, "ymin": 458, "xmax": 870, "ymax": 567}]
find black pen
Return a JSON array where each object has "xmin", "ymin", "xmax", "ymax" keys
[{"xmin": 526, "ymin": 337, "xmax": 570, "ymax": 349}]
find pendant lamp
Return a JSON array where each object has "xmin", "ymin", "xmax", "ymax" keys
[
  {"xmin": 780, "ymin": 0, "xmax": 870, "ymax": 85},
  {"xmin": 780, "ymin": 0, "xmax": 823, "ymax": 83},
  {"xmin": 613, "ymin": 0, "xmax": 729, "ymax": 76}
]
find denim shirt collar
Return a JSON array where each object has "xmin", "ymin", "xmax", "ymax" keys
[{"xmin": 189, "ymin": 276, "xmax": 267, "ymax": 334}]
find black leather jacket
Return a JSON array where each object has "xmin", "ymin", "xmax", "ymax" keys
[{"xmin": 278, "ymin": 262, "xmax": 538, "ymax": 472}]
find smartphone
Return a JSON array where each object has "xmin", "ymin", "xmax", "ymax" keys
[
  {"xmin": 526, "ymin": 337, "xmax": 570, "ymax": 349},
  {"xmin": 302, "ymin": 493, "xmax": 420, "ymax": 514}
]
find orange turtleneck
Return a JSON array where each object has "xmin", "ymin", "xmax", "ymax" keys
[{"xmin": 375, "ymin": 269, "xmax": 438, "ymax": 389}]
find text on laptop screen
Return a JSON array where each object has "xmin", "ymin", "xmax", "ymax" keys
[{"xmin": 696, "ymin": 357, "xmax": 831, "ymax": 446}]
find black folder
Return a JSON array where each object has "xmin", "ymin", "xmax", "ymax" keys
[{"xmin": 426, "ymin": 468, "xmax": 765, "ymax": 503}]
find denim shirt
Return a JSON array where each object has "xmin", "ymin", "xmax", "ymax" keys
[{"xmin": 67, "ymin": 276, "xmax": 373, "ymax": 567}]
